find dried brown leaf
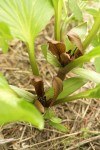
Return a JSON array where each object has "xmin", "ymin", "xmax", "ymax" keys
[
  {"xmin": 48, "ymin": 40, "xmax": 66, "ymax": 58},
  {"xmin": 67, "ymin": 31, "xmax": 83, "ymax": 53},
  {"xmin": 32, "ymin": 77, "xmax": 45, "ymax": 97},
  {"xmin": 60, "ymin": 53, "xmax": 71, "ymax": 66},
  {"xmin": 50, "ymin": 77, "xmax": 63, "ymax": 106},
  {"xmin": 34, "ymin": 100, "xmax": 45, "ymax": 113}
]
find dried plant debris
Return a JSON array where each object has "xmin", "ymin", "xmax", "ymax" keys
[{"xmin": 48, "ymin": 34, "xmax": 83, "ymax": 67}]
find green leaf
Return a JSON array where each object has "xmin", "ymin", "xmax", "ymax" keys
[
  {"xmin": 70, "ymin": 22, "xmax": 87, "ymax": 41},
  {"xmin": 45, "ymin": 77, "xmax": 87, "ymax": 100},
  {"xmin": 0, "ymin": 22, "xmax": 12, "ymax": 39},
  {"xmin": 86, "ymin": 8, "xmax": 99, "ymax": 18},
  {"xmin": 41, "ymin": 44, "xmax": 61, "ymax": 67},
  {"xmin": 94, "ymin": 57, "xmax": 100, "ymax": 72},
  {"xmin": 49, "ymin": 121, "xmax": 68, "ymax": 132},
  {"xmin": 10, "ymin": 85, "xmax": 35, "ymax": 103},
  {"xmin": 41, "ymin": 44, "xmax": 48, "ymax": 59},
  {"xmin": 72, "ymin": 84, "xmax": 100, "ymax": 100},
  {"xmin": 92, "ymin": 33, "xmax": 100, "ymax": 47},
  {"xmin": 0, "ymin": 37, "xmax": 9, "ymax": 53},
  {"xmin": 0, "ymin": 74, "xmax": 44, "ymax": 129},
  {"xmin": 47, "ymin": 51, "xmax": 61, "ymax": 67},
  {"xmin": 55, "ymin": 84, "xmax": 100, "ymax": 104},
  {"xmin": 68, "ymin": 0, "xmax": 83, "ymax": 21},
  {"xmin": 0, "ymin": 0, "xmax": 54, "ymax": 42},
  {"xmin": 61, "ymin": 46, "xmax": 100, "ymax": 74},
  {"xmin": 44, "ymin": 108, "xmax": 56, "ymax": 120},
  {"xmin": 0, "ymin": 0, "xmax": 54, "ymax": 75},
  {"xmin": 0, "ymin": 73, "xmax": 9, "ymax": 88},
  {"xmin": 64, "ymin": 36, "xmax": 76, "ymax": 53},
  {"xmin": 50, "ymin": 117, "xmax": 62, "ymax": 124},
  {"xmin": 57, "ymin": 77, "xmax": 87, "ymax": 100},
  {"xmin": 72, "ymin": 68, "xmax": 100, "ymax": 84},
  {"xmin": 0, "ymin": 22, "xmax": 12, "ymax": 53}
]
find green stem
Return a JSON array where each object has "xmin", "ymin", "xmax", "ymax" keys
[
  {"xmin": 27, "ymin": 42, "xmax": 39, "ymax": 76},
  {"xmin": 83, "ymin": 10, "xmax": 100, "ymax": 51},
  {"xmin": 55, "ymin": 12, "xmax": 61, "ymax": 41},
  {"xmin": 54, "ymin": 1, "xmax": 63, "ymax": 41}
]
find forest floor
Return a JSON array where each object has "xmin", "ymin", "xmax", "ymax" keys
[{"xmin": 0, "ymin": 3, "xmax": 100, "ymax": 150}]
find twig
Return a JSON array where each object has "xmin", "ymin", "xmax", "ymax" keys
[
  {"xmin": 67, "ymin": 135, "xmax": 100, "ymax": 150},
  {"xmin": 19, "ymin": 131, "xmax": 81, "ymax": 149}
]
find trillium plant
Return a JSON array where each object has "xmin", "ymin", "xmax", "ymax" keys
[{"xmin": 0, "ymin": 0, "xmax": 100, "ymax": 131}]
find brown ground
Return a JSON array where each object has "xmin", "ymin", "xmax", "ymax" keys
[{"xmin": 0, "ymin": 10, "xmax": 100, "ymax": 150}]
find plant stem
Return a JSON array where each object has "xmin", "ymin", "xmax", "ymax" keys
[
  {"xmin": 27, "ymin": 42, "xmax": 39, "ymax": 76},
  {"xmin": 55, "ymin": 12, "xmax": 61, "ymax": 41},
  {"xmin": 83, "ymin": 10, "xmax": 100, "ymax": 51},
  {"xmin": 54, "ymin": 1, "xmax": 63, "ymax": 41}
]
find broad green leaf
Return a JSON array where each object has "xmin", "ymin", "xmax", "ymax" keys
[
  {"xmin": 55, "ymin": 84, "xmax": 100, "ymax": 104},
  {"xmin": 0, "ymin": 0, "xmax": 54, "ymax": 42},
  {"xmin": 0, "ymin": 37, "xmax": 9, "ymax": 53},
  {"xmin": 0, "ymin": 74, "xmax": 44, "ymax": 129},
  {"xmin": 68, "ymin": 0, "xmax": 83, "ymax": 21},
  {"xmin": 61, "ymin": 46, "xmax": 100, "ymax": 74},
  {"xmin": 0, "ymin": 0, "xmax": 54, "ymax": 75},
  {"xmin": 0, "ymin": 73, "xmax": 10, "ymax": 89},
  {"xmin": 45, "ymin": 77, "xmax": 87, "ymax": 100},
  {"xmin": 70, "ymin": 22, "xmax": 87, "ymax": 41},
  {"xmin": 94, "ymin": 57, "xmax": 100, "ymax": 72},
  {"xmin": 0, "ymin": 22, "xmax": 12, "ymax": 39},
  {"xmin": 72, "ymin": 68, "xmax": 100, "ymax": 84},
  {"xmin": 10, "ymin": 85, "xmax": 36, "ymax": 103},
  {"xmin": 49, "ymin": 121, "xmax": 68, "ymax": 132},
  {"xmin": 0, "ymin": 22, "xmax": 12, "ymax": 53}
]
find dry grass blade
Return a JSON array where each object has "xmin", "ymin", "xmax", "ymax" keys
[{"xmin": 67, "ymin": 135, "xmax": 100, "ymax": 150}]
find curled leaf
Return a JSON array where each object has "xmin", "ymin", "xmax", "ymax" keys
[
  {"xmin": 60, "ymin": 53, "xmax": 71, "ymax": 66},
  {"xmin": 48, "ymin": 40, "xmax": 66, "ymax": 58},
  {"xmin": 32, "ymin": 77, "xmax": 45, "ymax": 97},
  {"xmin": 50, "ymin": 77, "xmax": 63, "ymax": 106},
  {"xmin": 34, "ymin": 100, "xmax": 45, "ymax": 114},
  {"xmin": 67, "ymin": 31, "xmax": 83, "ymax": 54}
]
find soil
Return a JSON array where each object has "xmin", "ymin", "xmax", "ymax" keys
[{"xmin": 0, "ymin": 11, "xmax": 100, "ymax": 150}]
